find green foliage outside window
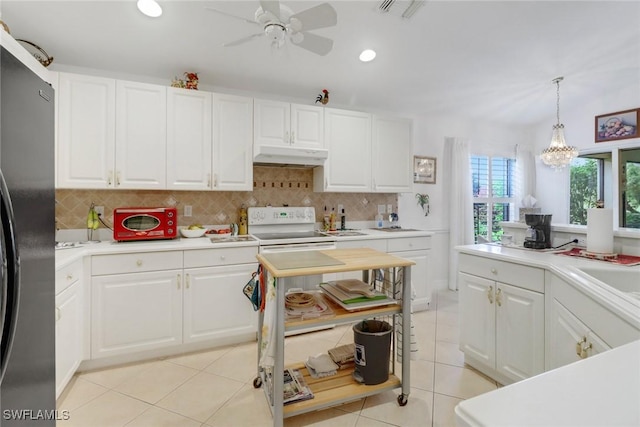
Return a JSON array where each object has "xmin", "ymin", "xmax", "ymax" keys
[{"xmin": 569, "ymin": 159, "xmax": 598, "ymax": 225}]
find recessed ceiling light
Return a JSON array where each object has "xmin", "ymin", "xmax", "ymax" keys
[
  {"xmin": 359, "ymin": 49, "xmax": 376, "ymax": 62},
  {"xmin": 137, "ymin": 0, "xmax": 162, "ymax": 18}
]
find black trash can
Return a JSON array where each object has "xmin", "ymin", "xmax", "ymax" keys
[{"xmin": 352, "ymin": 319, "xmax": 392, "ymax": 385}]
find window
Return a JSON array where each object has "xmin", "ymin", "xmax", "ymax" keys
[
  {"xmin": 569, "ymin": 155, "xmax": 606, "ymax": 225},
  {"xmin": 471, "ymin": 155, "xmax": 515, "ymax": 242},
  {"xmin": 621, "ymin": 148, "xmax": 640, "ymax": 228}
]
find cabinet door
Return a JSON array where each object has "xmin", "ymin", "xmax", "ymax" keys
[
  {"xmin": 55, "ymin": 281, "xmax": 83, "ymax": 398},
  {"xmin": 183, "ymin": 264, "xmax": 258, "ymax": 343},
  {"xmin": 459, "ymin": 272, "xmax": 496, "ymax": 369},
  {"xmin": 213, "ymin": 93, "xmax": 253, "ymax": 191},
  {"xmin": 495, "ymin": 283, "xmax": 544, "ymax": 382},
  {"xmin": 115, "ymin": 80, "xmax": 167, "ymax": 189},
  {"xmin": 166, "ymin": 88, "xmax": 212, "ymax": 190},
  {"xmin": 57, "ymin": 73, "xmax": 116, "ymax": 188},
  {"xmin": 91, "ymin": 270, "xmax": 182, "ymax": 358},
  {"xmin": 547, "ymin": 299, "xmax": 610, "ymax": 370},
  {"xmin": 290, "ymin": 104, "xmax": 324, "ymax": 148},
  {"xmin": 372, "ymin": 116, "xmax": 413, "ymax": 193},
  {"xmin": 393, "ymin": 249, "xmax": 431, "ymax": 311},
  {"xmin": 254, "ymin": 99, "xmax": 290, "ymax": 147},
  {"xmin": 319, "ymin": 108, "xmax": 372, "ymax": 192}
]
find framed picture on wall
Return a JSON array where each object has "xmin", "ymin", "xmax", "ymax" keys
[
  {"xmin": 595, "ymin": 108, "xmax": 639, "ymax": 143},
  {"xmin": 413, "ymin": 156, "xmax": 436, "ymax": 184}
]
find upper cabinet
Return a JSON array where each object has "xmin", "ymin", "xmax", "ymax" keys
[
  {"xmin": 115, "ymin": 80, "xmax": 167, "ymax": 189},
  {"xmin": 372, "ymin": 116, "xmax": 413, "ymax": 193},
  {"xmin": 57, "ymin": 73, "xmax": 116, "ymax": 188},
  {"xmin": 314, "ymin": 108, "xmax": 372, "ymax": 192},
  {"xmin": 166, "ymin": 88, "xmax": 213, "ymax": 190},
  {"xmin": 213, "ymin": 93, "xmax": 253, "ymax": 191},
  {"xmin": 254, "ymin": 99, "xmax": 324, "ymax": 150}
]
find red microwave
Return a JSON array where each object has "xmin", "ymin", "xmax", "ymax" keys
[{"xmin": 113, "ymin": 207, "xmax": 178, "ymax": 241}]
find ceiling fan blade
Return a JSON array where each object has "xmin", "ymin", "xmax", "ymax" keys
[
  {"xmin": 292, "ymin": 32, "xmax": 333, "ymax": 56},
  {"xmin": 290, "ymin": 3, "xmax": 337, "ymax": 32},
  {"xmin": 259, "ymin": 0, "xmax": 281, "ymax": 21},
  {"xmin": 205, "ymin": 7, "xmax": 259, "ymax": 25},
  {"xmin": 223, "ymin": 33, "xmax": 264, "ymax": 47}
]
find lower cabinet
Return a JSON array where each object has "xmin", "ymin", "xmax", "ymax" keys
[
  {"xmin": 55, "ymin": 280, "xmax": 83, "ymax": 398},
  {"xmin": 91, "ymin": 270, "xmax": 183, "ymax": 358},
  {"xmin": 458, "ymin": 254, "xmax": 545, "ymax": 385},
  {"xmin": 183, "ymin": 264, "xmax": 258, "ymax": 343}
]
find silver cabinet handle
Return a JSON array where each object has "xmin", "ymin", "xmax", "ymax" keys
[
  {"xmin": 136, "ymin": 259, "xmax": 143, "ymax": 267},
  {"xmin": 496, "ymin": 287, "xmax": 503, "ymax": 306},
  {"xmin": 487, "ymin": 285, "xmax": 494, "ymax": 304},
  {"xmin": 207, "ymin": 173, "xmax": 211, "ymax": 188},
  {"xmin": 291, "ymin": 131, "xmax": 295, "ymax": 144},
  {"xmin": 177, "ymin": 274, "xmax": 181, "ymax": 290},
  {"xmin": 116, "ymin": 171, "xmax": 121, "ymax": 187},
  {"xmin": 55, "ymin": 307, "xmax": 61, "ymax": 322},
  {"xmin": 186, "ymin": 273, "xmax": 190, "ymax": 289},
  {"xmin": 284, "ymin": 130, "xmax": 289, "ymax": 144},
  {"xmin": 66, "ymin": 274, "xmax": 73, "ymax": 281},
  {"xmin": 576, "ymin": 337, "xmax": 587, "ymax": 356},
  {"xmin": 490, "ymin": 268, "xmax": 498, "ymax": 275},
  {"xmin": 107, "ymin": 170, "xmax": 113, "ymax": 187}
]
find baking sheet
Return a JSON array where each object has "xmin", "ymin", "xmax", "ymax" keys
[{"xmin": 262, "ymin": 251, "xmax": 344, "ymax": 270}]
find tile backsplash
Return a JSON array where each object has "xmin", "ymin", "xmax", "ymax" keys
[{"xmin": 55, "ymin": 166, "xmax": 397, "ymax": 229}]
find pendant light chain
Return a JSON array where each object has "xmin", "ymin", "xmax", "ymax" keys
[{"xmin": 541, "ymin": 76, "xmax": 578, "ymax": 170}]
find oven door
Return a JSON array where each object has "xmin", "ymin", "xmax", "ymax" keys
[{"xmin": 259, "ymin": 241, "xmax": 337, "ymax": 290}]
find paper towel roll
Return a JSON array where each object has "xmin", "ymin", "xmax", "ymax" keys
[{"xmin": 587, "ymin": 208, "xmax": 614, "ymax": 254}]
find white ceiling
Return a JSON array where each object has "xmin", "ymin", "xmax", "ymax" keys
[{"xmin": 2, "ymin": 1, "xmax": 639, "ymax": 126}]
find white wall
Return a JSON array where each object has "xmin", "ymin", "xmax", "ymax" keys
[
  {"xmin": 398, "ymin": 114, "xmax": 533, "ymax": 292},
  {"xmin": 533, "ymin": 84, "xmax": 640, "ymax": 223}
]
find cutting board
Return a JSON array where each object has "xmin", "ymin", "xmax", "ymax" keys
[{"xmin": 262, "ymin": 251, "xmax": 344, "ymax": 270}]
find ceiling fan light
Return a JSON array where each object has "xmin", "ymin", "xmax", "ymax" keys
[
  {"xmin": 137, "ymin": 0, "xmax": 162, "ymax": 18},
  {"xmin": 359, "ymin": 49, "xmax": 376, "ymax": 62}
]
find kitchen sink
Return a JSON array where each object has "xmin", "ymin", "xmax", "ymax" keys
[{"xmin": 576, "ymin": 266, "xmax": 640, "ymax": 297}]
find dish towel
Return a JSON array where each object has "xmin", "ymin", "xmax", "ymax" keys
[
  {"xmin": 305, "ymin": 353, "xmax": 338, "ymax": 378},
  {"xmin": 259, "ymin": 272, "xmax": 277, "ymax": 369}
]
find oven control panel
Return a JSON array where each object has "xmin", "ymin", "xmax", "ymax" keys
[{"xmin": 248, "ymin": 207, "xmax": 316, "ymax": 225}]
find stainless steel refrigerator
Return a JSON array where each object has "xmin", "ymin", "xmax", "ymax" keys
[{"xmin": 0, "ymin": 46, "xmax": 55, "ymax": 425}]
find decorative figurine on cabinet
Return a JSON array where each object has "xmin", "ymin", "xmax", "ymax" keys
[
  {"xmin": 315, "ymin": 89, "xmax": 329, "ymax": 105},
  {"xmin": 184, "ymin": 72, "xmax": 199, "ymax": 90}
]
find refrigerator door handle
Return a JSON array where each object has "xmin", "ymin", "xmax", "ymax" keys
[{"xmin": 0, "ymin": 169, "xmax": 20, "ymax": 383}]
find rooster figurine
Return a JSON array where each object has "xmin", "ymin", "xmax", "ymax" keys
[{"xmin": 315, "ymin": 89, "xmax": 329, "ymax": 105}]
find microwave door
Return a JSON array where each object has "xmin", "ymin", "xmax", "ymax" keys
[{"xmin": 0, "ymin": 169, "xmax": 19, "ymax": 383}]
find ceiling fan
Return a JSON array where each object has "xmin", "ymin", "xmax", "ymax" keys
[{"xmin": 207, "ymin": 1, "xmax": 338, "ymax": 56}]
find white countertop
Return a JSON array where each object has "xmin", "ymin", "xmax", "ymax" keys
[
  {"xmin": 55, "ymin": 228, "xmax": 433, "ymax": 270},
  {"xmin": 455, "ymin": 339, "xmax": 640, "ymax": 427}
]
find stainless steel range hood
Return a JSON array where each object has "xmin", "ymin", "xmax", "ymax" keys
[{"xmin": 253, "ymin": 145, "xmax": 328, "ymax": 166}]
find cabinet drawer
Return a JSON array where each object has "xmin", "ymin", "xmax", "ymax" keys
[
  {"xmin": 336, "ymin": 239, "xmax": 387, "ymax": 252},
  {"xmin": 459, "ymin": 253, "xmax": 544, "ymax": 293},
  {"xmin": 91, "ymin": 251, "xmax": 182, "ymax": 275},
  {"xmin": 184, "ymin": 247, "xmax": 258, "ymax": 268},
  {"xmin": 387, "ymin": 236, "xmax": 430, "ymax": 252},
  {"xmin": 56, "ymin": 258, "xmax": 83, "ymax": 294}
]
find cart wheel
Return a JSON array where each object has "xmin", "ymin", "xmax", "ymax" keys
[
  {"xmin": 397, "ymin": 394, "xmax": 408, "ymax": 406},
  {"xmin": 253, "ymin": 377, "xmax": 262, "ymax": 388}
]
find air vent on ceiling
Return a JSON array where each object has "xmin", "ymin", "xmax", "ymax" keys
[{"xmin": 377, "ymin": 0, "xmax": 425, "ymax": 19}]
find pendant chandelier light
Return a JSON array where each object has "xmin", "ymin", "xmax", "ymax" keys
[{"xmin": 541, "ymin": 77, "xmax": 578, "ymax": 170}]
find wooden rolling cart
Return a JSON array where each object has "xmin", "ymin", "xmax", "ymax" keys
[{"xmin": 254, "ymin": 248, "xmax": 414, "ymax": 427}]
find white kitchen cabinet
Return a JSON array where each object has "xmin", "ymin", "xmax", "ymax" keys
[
  {"xmin": 55, "ymin": 259, "xmax": 84, "ymax": 398},
  {"xmin": 166, "ymin": 87, "xmax": 213, "ymax": 190},
  {"xmin": 458, "ymin": 254, "xmax": 545, "ymax": 385},
  {"xmin": 372, "ymin": 116, "xmax": 413, "ymax": 193},
  {"xmin": 388, "ymin": 237, "xmax": 431, "ymax": 312},
  {"xmin": 314, "ymin": 108, "xmax": 372, "ymax": 192},
  {"xmin": 544, "ymin": 272, "xmax": 638, "ymax": 371},
  {"xmin": 57, "ymin": 73, "xmax": 116, "ymax": 188},
  {"xmin": 183, "ymin": 264, "xmax": 258, "ymax": 343},
  {"xmin": 213, "ymin": 93, "xmax": 253, "ymax": 191},
  {"xmin": 115, "ymin": 80, "xmax": 167, "ymax": 189},
  {"xmin": 254, "ymin": 99, "xmax": 324, "ymax": 149},
  {"xmin": 547, "ymin": 298, "xmax": 610, "ymax": 370}
]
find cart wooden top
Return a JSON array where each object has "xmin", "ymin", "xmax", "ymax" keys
[{"xmin": 256, "ymin": 247, "xmax": 414, "ymax": 278}]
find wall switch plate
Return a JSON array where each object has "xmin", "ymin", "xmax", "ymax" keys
[
  {"xmin": 184, "ymin": 205, "xmax": 192, "ymax": 217},
  {"xmin": 94, "ymin": 206, "xmax": 104, "ymax": 217},
  {"xmin": 378, "ymin": 205, "xmax": 386, "ymax": 214},
  {"xmin": 387, "ymin": 204, "xmax": 393, "ymax": 213}
]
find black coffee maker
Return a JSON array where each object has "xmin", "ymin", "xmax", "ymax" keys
[{"xmin": 524, "ymin": 214, "xmax": 552, "ymax": 249}]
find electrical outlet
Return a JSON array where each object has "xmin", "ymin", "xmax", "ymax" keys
[
  {"xmin": 571, "ymin": 236, "xmax": 586, "ymax": 247},
  {"xmin": 184, "ymin": 205, "xmax": 192, "ymax": 217},
  {"xmin": 94, "ymin": 206, "xmax": 104, "ymax": 217},
  {"xmin": 378, "ymin": 204, "xmax": 386, "ymax": 214},
  {"xmin": 387, "ymin": 204, "xmax": 393, "ymax": 213}
]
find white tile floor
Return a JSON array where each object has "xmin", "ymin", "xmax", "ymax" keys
[{"xmin": 57, "ymin": 289, "xmax": 500, "ymax": 427}]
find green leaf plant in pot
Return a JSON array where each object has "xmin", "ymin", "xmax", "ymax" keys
[{"xmin": 416, "ymin": 193, "xmax": 430, "ymax": 216}]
